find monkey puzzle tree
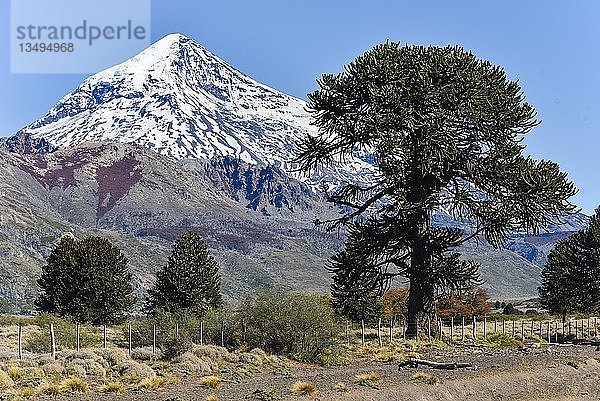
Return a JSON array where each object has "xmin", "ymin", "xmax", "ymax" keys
[
  {"xmin": 296, "ymin": 42, "xmax": 577, "ymax": 337},
  {"xmin": 146, "ymin": 232, "xmax": 223, "ymax": 319},
  {"xmin": 539, "ymin": 207, "xmax": 600, "ymax": 321}
]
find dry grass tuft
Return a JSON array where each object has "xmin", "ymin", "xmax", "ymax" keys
[
  {"xmin": 199, "ymin": 375, "xmax": 221, "ymax": 389},
  {"xmin": 411, "ymin": 371, "xmax": 440, "ymax": 385},
  {"xmin": 137, "ymin": 375, "xmax": 167, "ymax": 390},
  {"xmin": 100, "ymin": 381, "xmax": 127, "ymax": 394},
  {"xmin": 19, "ymin": 387, "xmax": 35, "ymax": 398},
  {"xmin": 205, "ymin": 395, "xmax": 219, "ymax": 401},
  {"xmin": 291, "ymin": 380, "xmax": 317, "ymax": 396},
  {"xmin": 355, "ymin": 372, "xmax": 382, "ymax": 388},
  {"xmin": 7, "ymin": 366, "xmax": 22, "ymax": 381},
  {"xmin": 37, "ymin": 382, "xmax": 63, "ymax": 396},
  {"xmin": 60, "ymin": 376, "xmax": 90, "ymax": 393},
  {"xmin": 0, "ymin": 369, "xmax": 14, "ymax": 388},
  {"xmin": 333, "ymin": 381, "xmax": 348, "ymax": 392}
]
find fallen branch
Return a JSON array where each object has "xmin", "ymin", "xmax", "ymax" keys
[{"xmin": 398, "ymin": 358, "xmax": 474, "ymax": 370}]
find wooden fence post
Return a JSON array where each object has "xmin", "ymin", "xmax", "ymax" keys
[
  {"xmin": 502, "ymin": 320, "xmax": 505, "ymax": 334},
  {"xmin": 554, "ymin": 321, "xmax": 558, "ymax": 343},
  {"xmin": 512, "ymin": 319, "xmax": 515, "ymax": 338},
  {"xmin": 547, "ymin": 321, "xmax": 551, "ymax": 343},
  {"xmin": 176, "ymin": 323, "xmax": 179, "ymax": 338},
  {"xmin": 427, "ymin": 318, "xmax": 431, "ymax": 342},
  {"xmin": 378, "ymin": 318, "xmax": 382, "ymax": 347},
  {"xmin": 472, "ymin": 316, "xmax": 476, "ymax": 340},
  {"xmin": 152, "ymin": 324, "xmax": 156, "ymax": 356},
  {"xmin": 50, "ymin": 323, "xmax": 56, "ymax": 360},
  {"xmin": 103, "ymin": 325, "xmax": 107, "ymax": 349},
  {"xmin": 587, "ymin": 318, "xmax": 591, "ymax": 338},
  {"xmin": 450, "ymin": 317, "xmax": 454, "ymax": 342},
  {"xmin": 389, "ymin": 319, "xmax": 393, "ymax": 344},
  {"xmin": 361, "ymin": 319, "xmax": 365, "ymax": 345},
  {"xmin": 76, "ymin": 323, "xmax": 80, "ymax": 352},
  {"xmin": 520, "ymin": 320, "xmax": 524, "ymax": 341},
  {"xmin": 200, "ymin": 321, "xmax": 204, "ymax": 345},
  {"xmin": 128, "ymin": 324, "xmax": 132, "ymax": 355},
  {"xmin": 461, "ymin": 317, "xmax": 465, "ymax": 342},
  {"xmin": 483, "ymin": 317, "xmax": 487, "ymax": 339},
  {"xmin": 220, "ymin": 320, "xmax": 225, "ymax": 347},
  {"xmin": 402, "ymin": 318, "xmax": 406, "ymax": 341},
  {"xmin": 346, "ymin": 322, "xmax": 350, "ymax": 347},
  {"xmin": 531, "ymin": 320, "xmax": 534, "ymax": 339},
  {"xmin": 18, "ymin": 325, "xmax": 22, "ymax": 360}
]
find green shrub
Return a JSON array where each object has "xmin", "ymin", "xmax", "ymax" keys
[
  {"xmin": 23, "ymin": 314, "xmax": 101, "ymax": 353},
  {"xmin": 479, "ymin": 332, "xmax": 522, "ymax": 348},
  {"xmin": 238, "ymin": 291, "xmax": 344, "ymax": 363},
  {"xmin": 161, "ymin": 337, "xmax": 192, "ymax": 361},
  {"xmin": 125, "ymin": 309, "xmax": 199, "ymax": 349}
]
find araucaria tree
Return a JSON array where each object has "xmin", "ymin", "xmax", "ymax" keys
[
  {"xmin": 36, "ymin": 235, "xmax": 135, "ymax": 324},
  {"xmin": 146, "ymin": 232, "xmax": 223, "ymax": 318},
  {"xmin": 539, "ymin": 207, "xmax": 600, "ymax": 321},
  {"xmin": 296, "ymin": 43, "xmax": 577, "ymax": 337}
]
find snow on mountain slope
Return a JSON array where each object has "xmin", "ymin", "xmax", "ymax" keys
[{"xmin": 21, "ymin": 33, "xmax": 375, "ymax": 186}]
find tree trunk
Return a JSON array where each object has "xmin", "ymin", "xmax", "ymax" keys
[{"xmin": 405, "ymin": 210, "xmax": 437, "ymax": 339}]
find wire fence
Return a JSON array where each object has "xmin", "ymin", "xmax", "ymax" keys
[
  {"xmin": 3, "ymin": 315, "xmax": 599, "ymax": 360},
  {"xmin": 347, "ymin": 316, "xmax": 599, "ymax": 346}
]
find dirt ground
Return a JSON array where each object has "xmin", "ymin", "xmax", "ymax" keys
[{"xmin": 67, "ymin": 343, "xmax": 600, "ymax": 401}]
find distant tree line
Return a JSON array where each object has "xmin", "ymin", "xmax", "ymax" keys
[{"xmin": 36, "ymin": 231, "xmax": 222, "ymax": 325}]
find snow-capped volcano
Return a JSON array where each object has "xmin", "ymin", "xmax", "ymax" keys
[{"xmin": 21, "ymin": 33, "xmax": 373, "ymax": 184}]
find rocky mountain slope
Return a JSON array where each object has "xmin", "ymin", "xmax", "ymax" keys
[
  {"xmin": 0, "ymin": 135, "xmax": 580, "ymax": 310},
  {"xmin": 2, "ymin": 34, "xmax": 588, "ymax": 310}
]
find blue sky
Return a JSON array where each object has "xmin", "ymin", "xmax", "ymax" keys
[{"xmin": 1, "ymin": 1, "xmax": 599, "ymax": 213}]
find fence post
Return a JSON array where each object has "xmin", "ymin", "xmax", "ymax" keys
[
  {"xmin": 531, "ymin": 320, "xmax": 534, "ymax": 339},
  {"xmin": 502, "ymin": 320, "xmax": 505, "ymax": 334},
  {"xmin": 361, "ymin": 319, "xmax": 365, "ymax": 345},
  {"xmin": 220, "ymin": 320, "xmax": 225, "ymax": 347},
  {"xmin": 587, "ymin": 318, "xmax": 591, "ymax": 338},
  {"xmin": 520, "ymin": 321, "xmax": 524, "ymax": 341},
  {"xmin": 512, "ymin": 319, "xmax": 515, "ymax": 338},
  {"xmin": 450, "ymin": 317, "xmax": 454, "ymax": 342},
  {"xmin": 538, "ymin": 321, "xmax": 543, "ymax": 339},
  {"xmin": 389, "ymin": 319, "xmax": 393, "ymax": 344},
  {"xmin": 76, "ymin": 323, "xmax": 80, "ymax": 352},
  {"xmin": 439, "ymin": 319, "xmax": 443, "ymax": 341},
  {"xmin": 103, "ymin": 325, "xmax": 107, "ymax": 349},
  {"xmin": 427, "ymin": 318, "xmax": 431, "ymax": 342},
  {"xmin": 152, "ymin": 324, "xmax": 156, "ymax": 356},
  {"xmin": 461, "ymin": 317, "xmax": 465, "ymax": 342},
  {"xmin": 346, "ymin": 322, "xmax": 350, "ymax": 347},
  {"xmin": 547, "ymin": 321, "xmax": 551, "ymax": 343},
  {"xmin": 242, "ymin": 319, "xmax": 247, "ymax": 343},
  {"xmin": 176, "ymin": 323, "xmax": 179, "ymax": 338},
  {"xmin": 50, "ymin": 323, "xmax": 56, "ymax": 360},
  {"xmin": 378, "ymin": 318, "xmax": 382, "ymax": 347},
  {"xmin": 402, "ymin": 318, "xmax": 406, "ymax": 341},
  {"xmin": 494, "ymin": 319, "xmax": 497, "ymax": 333},
  {"xmin": 555, "ymin": 321, "xmax": 558, "ymax": 343},
  {"xmin": 200, "ymin": 321, "xmax": 204, "ymax": 345},
  {"xmin": 472, "ymin": 316, "xmax": 476, "ymax": 340},
  {"xmin": 416, "ymin": 318, "xmax": 420, "ymax": 341},
  {"xmin": 128, "ymin": 324, "xmax": 132, "ymax": 355},
  {"xmin": 483, "ymin": 317, "xmax": 487, "ymax": 339},
  {"xmin": 18, "ymin": 325, "xmax": 22, "ymax": 360}
]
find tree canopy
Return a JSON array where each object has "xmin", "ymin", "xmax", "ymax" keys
[
  {"xmin": 36, "ymin": 235, "xmax": 135, "ymax": 324},
  {"xmin": 146, "ymin": 232, "xmax": 223, "ymax": 318},
  {"xmin": 296, "ymin": 42, "xmax": 577, "ymax": 337}
]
